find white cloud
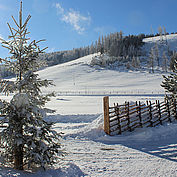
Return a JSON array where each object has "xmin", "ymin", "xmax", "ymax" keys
[
  {"xmin": 55, "ymin": 3, "xmax": 91, "ymax": 34},
  {"xmin": 56, "ymin": 3, "xmax": 64, "ymax": 14}
]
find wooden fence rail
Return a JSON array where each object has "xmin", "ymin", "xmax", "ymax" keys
[{"xmin": 103, "ymin": 96, "xmax": 177, "ymax": 135}]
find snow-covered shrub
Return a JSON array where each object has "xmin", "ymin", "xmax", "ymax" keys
[
  {"xmin": 91, "ymin": 53, "xmax": 142, "ymax": 70},
  {"xmin": 90, "ymin": 53, "xmax": 120, "ymax": 67}
]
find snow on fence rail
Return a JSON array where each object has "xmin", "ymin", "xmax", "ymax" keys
[{"xmin": 103, "ymin": 96, "xmax": 177, "ymax": 135}]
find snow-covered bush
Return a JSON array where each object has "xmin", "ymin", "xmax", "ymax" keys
[
  {"xmin": 0, "ymin": 2, "xmax": 63, "ymax": 170},
  {"xmin": 90, "ymin": 53, "xmax": 121, "ymax": 67}
]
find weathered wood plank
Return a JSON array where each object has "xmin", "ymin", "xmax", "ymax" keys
[{"xmin": 103, "ymin": 96, "xmax": 110, "ymax": 135}]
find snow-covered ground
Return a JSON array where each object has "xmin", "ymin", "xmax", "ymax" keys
[{"xmin": 1, "ymin": 39, "xmax": 177, "ymax": 176}]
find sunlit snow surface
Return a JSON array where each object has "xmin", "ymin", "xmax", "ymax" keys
[{"xmin": 1, "ymin": 35, "xmax": 177, "ymax": 176}]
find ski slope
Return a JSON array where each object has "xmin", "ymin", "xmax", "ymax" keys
[
  {"xmin": 38, "ymin": 53, "xmax": 166, "ymax": 115},
  {"xmin": 38, "ymin": 53, "xmax": 165, "ymax": 94},
  {"xmin": 1, "ymin": 37, "xmax": 177, "ymax": 176}
]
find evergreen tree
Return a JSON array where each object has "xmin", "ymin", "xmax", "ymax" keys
[
  {"xmin": 0, "ymin": 1, "xmax": 62, "ymax": 170},
  {"xmin": 97, "ymin": 36, "xmax": 101, "ymax": 54},
  {"xmin": 170, "ymin": 52, "xmax": 177, "ymax": 71},
  {"xmin": 161, "ymin": 55, "xmax": 177, "ymax": 99}
]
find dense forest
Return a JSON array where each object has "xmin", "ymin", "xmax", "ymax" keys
[{"xmin": 39, "ymin": 31, "xmax": 145, "ymax": 66}]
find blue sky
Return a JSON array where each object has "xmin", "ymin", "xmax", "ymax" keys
[{"xmin": 0, "ymin": 0, "xmax": 176, "ymax": 57}]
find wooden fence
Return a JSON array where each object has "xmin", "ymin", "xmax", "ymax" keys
[{"xmin": 103, "ymin": 96, "xmax": 177, "ymax": 135}]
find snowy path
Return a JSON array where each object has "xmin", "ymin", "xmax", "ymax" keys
[
  {"xmin": 51, "ymin": 113, "xmax": 177, "ymax": 177},
  {"xmin": 64, "ymin": 138, "xmax": 177, "ymax": 177}
]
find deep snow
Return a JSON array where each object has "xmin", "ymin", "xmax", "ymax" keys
[{"xmin": 1, "ymin": 35, "xmax": 177, "ymax": 176}]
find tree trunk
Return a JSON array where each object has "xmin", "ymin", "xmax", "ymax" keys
[
  {"xmin": 14, "ymin": 115, "xmax": 23, "ymax": 170},
  {"xmin": 14, "ymin": 144, "xmax": 23, "ymax": 170}
]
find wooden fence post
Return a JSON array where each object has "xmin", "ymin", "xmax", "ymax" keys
[
  {"xmin": 166, "ymin": 99, "xmax": 171, "ymax": 123},
  {"xmin": 114, "ymin": 103, "xmax": 121, "ymax": 134},
  {"xmin": 149, "ymin": 101, "xmax": 153, "ymax": 127},
  {"xmin": 126, "ymin": 102, "xmax": 131, "ymax": 131},
  {"xmin": 138, "ymin": 101, "xmax": 142, "ymax": 127},
  {"xmin": 103, "ymin": 96, "xmax": 110, "ymax": 135},
  {"xmin": 157, "ymin": 100, "xmax": 162, "ymax": 125}
]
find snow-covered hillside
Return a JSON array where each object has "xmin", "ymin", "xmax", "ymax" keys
[
  {"xmin": 37, "ymin": 53, "xmax": 166, "ymax": 114},
  {"xmin": 143, "ymin": 34, "xmax": 177, "ymax": 46},
  {"xmin": 1, "ymin": 49, "xmax": 177, "ymax": 176},
  {"xmin": 38, "ymin": 54, "xmax": 165, "ymax": 94},
  {"xmin": 142, "ymin": 33, "xmax": 177, "ymax": 56}
]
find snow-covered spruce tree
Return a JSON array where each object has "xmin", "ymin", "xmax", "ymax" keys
[
  {"xmin": 161, "ymin": 56, "xmax": 177, "ymax": 100},
  {"xmin": 170, "ymin": 52, "xmax": 177, "ymax": 71},
  {"xmin": 0, "ymin": 1, "xmax": 62, "ymax": 170}
]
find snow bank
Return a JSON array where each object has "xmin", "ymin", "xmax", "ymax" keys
[
  {"xmin": 97, "ymin": 121, "xmax": 177, "ymax": 146},
  {"xmin": 48, "ymin": 112, "xmax": 177, "ymax": 145},
  {"xmin": 48, "ymin": 112, "xmax": 177, "ymax": 148}
]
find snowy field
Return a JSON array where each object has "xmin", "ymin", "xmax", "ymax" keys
[{"xmin": 1, "ymin": 48, "xmax": 177, "ymax": 176}]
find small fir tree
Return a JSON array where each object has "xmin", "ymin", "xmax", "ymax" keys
[
  {"xmin": 170, "ymin": 52, "xmax": 177, "ymax": 71},
  {"xmin": 161, "ymin": 55, "xmax": 177, "ymax": 100},
  {"xmin": 0, "ymin": 1, "xmax": 63, "ymax": 170}
]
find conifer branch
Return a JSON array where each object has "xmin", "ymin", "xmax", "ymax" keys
[
  {"xmin": 40, "ymin": 47, "xmax": 48, "ymax": 53},
  {"xmin": 7, "ymin": 23, "xmax": 19, "ymax": 51},
  {"xmin": 22, "ymin": 15, "xmax": 31, "ymax": 30},
  {"xmin": 36, "ymin": 39, "xmax": 46, "ymax": 44},
  {"xmin": 12, "ymin": 16, "xmax": 20, "ymax": 28}
]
